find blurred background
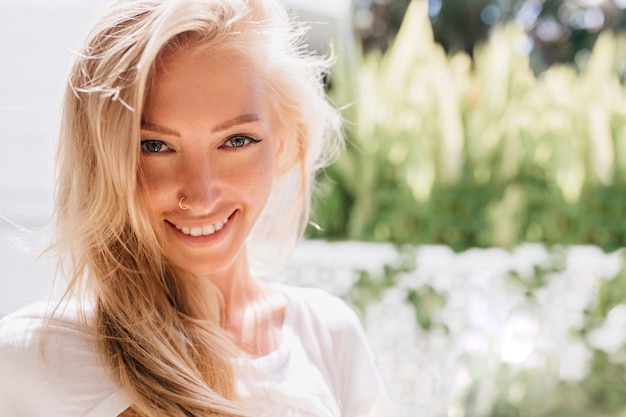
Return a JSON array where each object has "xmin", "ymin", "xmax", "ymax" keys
[
  {"xmin": 304, "ymin": 1, "xmax": 626, "ymax": 416},
  {"xmin": 2, "ymin": 0, "xmax": 626, "ymax": 416},
  {"xmin": 0, "ymin": 0, "xmax": 114, "ymax": 316},
  {"xmin": 310, "ymin": 0, "xmax": 626, "ymax": 251}
]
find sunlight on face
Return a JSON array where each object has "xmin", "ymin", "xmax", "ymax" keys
[{"xmin": 139, "ymin": 46, "xmax": 280, "ymax": 278}]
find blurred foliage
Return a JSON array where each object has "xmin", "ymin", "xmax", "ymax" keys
[
  {"xmin": 346, "ymin": 243, "xmax": 626, "ymax": 416},
  {"xmin": 309, "ymin": 0, "xmax": 626, "ymax": 251},
  {"xmin": 356, "ymin": 0, "xmax": 626, "ymax": 74},
  {"xmin": 574, "ymin": 262, "xmax": 626, "ymax": 415},
  {"xmin": 327, "ymin": 3, "xmax": 626, "ymax": 413}
]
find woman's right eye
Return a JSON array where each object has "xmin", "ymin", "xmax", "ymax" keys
[{"xmin": 141, "ymin": 140, "xmax": 171, "ymax": 154}]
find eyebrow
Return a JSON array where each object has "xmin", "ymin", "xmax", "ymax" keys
[
  {"xmin": 211, "ymin": 113, "xmax": 260, "ymax": 133},
  {"xmin": 140, "ymin": 113, "xmax": 261, "ymax": 136},
  {"xmin": 140, "ymin": 120, "xmax": 180, "ymax": 136}
]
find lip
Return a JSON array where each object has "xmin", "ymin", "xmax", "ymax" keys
[{"xmin": 166, "ymin": 210, "xmax": 236, "ymax": 245}]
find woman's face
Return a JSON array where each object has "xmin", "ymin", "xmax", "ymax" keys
[{"xmin": 139, "ymin": 46, "xmax": 280, "ymax": 276}]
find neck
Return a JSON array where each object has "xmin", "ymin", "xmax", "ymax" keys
[{"xmin": 178, "ymin": 248, "xmax": 286, "ymax": 356}]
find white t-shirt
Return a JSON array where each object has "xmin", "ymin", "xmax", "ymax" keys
[{"xmin": 0, "ymin": 285, "xmax": 389, "ymax": 417}]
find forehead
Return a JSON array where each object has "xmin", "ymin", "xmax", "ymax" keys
[
  {"xmin": 151, "ymin": 43, "xmax": 263, "ymax": 93},
  {"xmin": 143, "ymin": 45, "xmax": 273, "ymax": 128}
]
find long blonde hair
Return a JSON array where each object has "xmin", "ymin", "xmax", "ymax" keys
[{"xmin": 51, "ymin": 0, "xmax": 342, "ymax": 415}]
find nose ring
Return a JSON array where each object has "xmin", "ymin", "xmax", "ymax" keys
[{"xmin": 179, "ymin": 196, "xmax": 189, "ymax": 210}]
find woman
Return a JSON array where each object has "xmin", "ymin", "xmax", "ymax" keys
[{"xmin": 0, "ymin": 0, "xmax": 388, "ymax": 416}]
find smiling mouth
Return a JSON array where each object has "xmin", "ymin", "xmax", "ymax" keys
[{"xmin": 174, "ymin": 216, "xmax": 230, "ymax": 237}]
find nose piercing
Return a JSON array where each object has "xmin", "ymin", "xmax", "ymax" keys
[{"xmin": 179, "ymin": 196, "xmax": 189, "ymax": 210}]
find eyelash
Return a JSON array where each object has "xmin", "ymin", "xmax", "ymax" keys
[
  {"xmin": 140, "ymin": 135, "xmax": 261, "ymax": 154},
  {"xmin": 222, "ymin": 135, "xmax": 261, "ymax": 148}
]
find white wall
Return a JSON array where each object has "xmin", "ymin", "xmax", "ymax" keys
[{"xmin": 0, "ymin": 1, "xmax": 113, "ymax": 315}]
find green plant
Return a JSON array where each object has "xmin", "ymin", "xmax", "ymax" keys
[{"xmin": 310, "ymin": 0, "xmax": 626, "ymax": 252}]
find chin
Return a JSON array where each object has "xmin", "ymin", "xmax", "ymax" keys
[{"xmin": 170, "ymin": 246, "xmax": 246, "ymax": 278}]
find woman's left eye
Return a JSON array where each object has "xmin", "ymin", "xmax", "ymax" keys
[{"xmin": 223, "ymin": 135, "xmax": 261, "ymax": 148}]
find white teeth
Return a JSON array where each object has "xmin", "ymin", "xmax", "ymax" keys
[
  {"xmin": 201, "ymin": 224, "xmax": 215, "ymax": 235},
  {"xmin": 175, "ymin": 217, "xmax": 229, "ymax": 236}
]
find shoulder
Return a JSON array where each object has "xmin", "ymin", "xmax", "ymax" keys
[
  {"xmin": 278, "ymin": 284, "xmax": 369, "ymax": 362},
  {"xmin": 1, "ymin": 300, "xmax": 83, "ymax": 336},
  {"xmin": 0, "ymin": 301, "xmax": 69, "ymax": 364},
  {"xmin": 278, "ymin": 285, "xmax": 391, "ymax": 416},
  {"xmin": 279, "ymin": 285, "xmax": 362, "ymax": 335},
  {"xmin": 0, "ymin": 301, "xmax": 129, "ymax": 417},
  {"xmin": 0, "ymin": 300, "xmax": 90, "ymax": 363}
]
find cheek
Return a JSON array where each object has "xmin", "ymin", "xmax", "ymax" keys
[
  {"xmin": 137, "ymin": 163, "xmax": 176, "ymax": 217},
  {"xmin": 140, "ymin": 164, "xmax": 170, "ymax": 191},
  {"xmin": 247, "ymin": 169, "xmax": 274, "ymax": 202},
  {"xmin": 248, "ymin": 147, "xmax": 277, "ymax": 193}
]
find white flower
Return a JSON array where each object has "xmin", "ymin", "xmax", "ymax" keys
[
  {"xmin": 587, "ymin": 304, "xmax": 626, "ymax": 355},
  {"xmin": 558, "ymin": 337, "xmax": 593, "ymax": 382}
]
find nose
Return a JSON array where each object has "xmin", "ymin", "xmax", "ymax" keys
[{"xmin": 180, "ymin": 154, "xmax": 222, "ymax": 214}]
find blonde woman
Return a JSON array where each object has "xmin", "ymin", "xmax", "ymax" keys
[{"xmin": 0, "ymin": 0, "xmax": 388, "ymax": 416}]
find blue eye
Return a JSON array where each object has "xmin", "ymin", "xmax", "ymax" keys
[
  {"xmin": 141, "ymin": 140, "xmax": 171, "ymax": 153},
  {"xmin": 223, "ymin": 135, "xmax": 261, "ymax": 148}
]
